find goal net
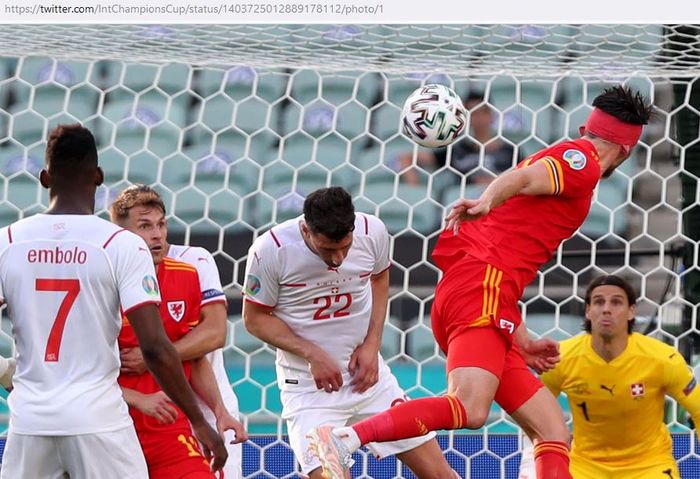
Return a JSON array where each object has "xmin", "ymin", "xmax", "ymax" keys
[{"xmin": 0, "ymin": 24, "xmax": 699, "ymax": 478}]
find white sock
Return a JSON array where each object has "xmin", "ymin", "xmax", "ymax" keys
[
  {"xmin": 0, "ymin": 356, "xmax": 16, "ymax": 390},
  {"xmin": 0, "ymin": 356, "xmax": 9, "ymax": 377},
  {"xmin": 332, "ymin": 426, "xmax": 361, "ymax": 454}
]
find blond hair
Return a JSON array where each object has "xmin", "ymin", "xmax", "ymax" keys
[{"xmin": 110, "ymin": 184, "xmax": 166, "ymax": 225}]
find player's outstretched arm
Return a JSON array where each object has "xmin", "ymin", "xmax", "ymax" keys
[
  {"xmin": 243, "ymin": 300, "xmax": 343, "ymax": 393},
  {"xmin": 126, "ymin": 303, "xmax": 228, "ymax": 472},
  {"xmin": 446, "ymin": 161, "xmax": 553, "ymax": 233},
  {"xmin": 190, "ymin": 356, "xmax": 248, "ymax": 444}
]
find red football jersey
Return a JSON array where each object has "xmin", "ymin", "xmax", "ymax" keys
[
  {"xmin": 433, "ymin": 138, "xmax": 602, "ymax": 291},
  {"xmin": 118, "ymin": 257, "xmax": 202, "ymax": 434}
]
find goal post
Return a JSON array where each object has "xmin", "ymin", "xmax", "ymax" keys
[{"xmin": 0, "ymin": 24, "xmax": 699, "ymax": 478}]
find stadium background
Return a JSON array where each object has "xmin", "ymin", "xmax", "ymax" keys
[{"xmin": 0, "ymin": 24, "xmax": 699, "ymax": 477}]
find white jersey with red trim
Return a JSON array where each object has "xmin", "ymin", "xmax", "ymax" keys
[
  {"xmin": 167, "ymin": 244, "xmax": 240, "ymax": 420},
  {"xmin": 0, "ymin": 214, "xmax": 161, "ymax": 435},
  {"xmin": 244, "ymin": 213, "xmax": 391, "ymax": 392}
]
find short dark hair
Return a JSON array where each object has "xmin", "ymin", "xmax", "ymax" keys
[
  {"xmin": 110, "ymin": 184, "xmax": 166, "ymax": 225},
  {"xmin": 592, "ymin": 86, "xmax": 653, "ymax": 126},
  {"xmin": 45, "ymin": 124, "xmax": 98, "ymax": 179},
  {"xmin": 303, "ymin": 187, "xmax": 355, "ymax": 242},
  {"xmin": 584, "ymin": 274, "xmax": 637, "ymax": 334}
]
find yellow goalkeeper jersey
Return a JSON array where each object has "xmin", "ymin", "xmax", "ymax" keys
[{"xmin": 542, "ymin": 332, "xmax": 700, "ymax": 468}]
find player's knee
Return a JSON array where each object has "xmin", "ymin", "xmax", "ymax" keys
[
  {"xmin": 465, "ymin": 407, "xmax": 490, "ymax": 429},
  {"xmin": 534, "ymin": 421, "xmax": 570, "ymax": 444},
  {"xmin": 450, "ymin": 391, "xmax": 490, "ymax": 428}
]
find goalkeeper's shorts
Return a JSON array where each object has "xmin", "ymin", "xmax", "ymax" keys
[{"xmin": 571, "ymin": 455, "xmax": 679, "ymax": 479}]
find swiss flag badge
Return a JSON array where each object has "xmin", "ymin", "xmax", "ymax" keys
[{"xmin": 630, "ymin": 383, "xmax": 645, "ymax": 398}]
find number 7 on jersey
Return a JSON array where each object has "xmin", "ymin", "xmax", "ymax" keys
[{"xmin": 36, "ymin": 278, "xmax": 81, "ymax": 362}]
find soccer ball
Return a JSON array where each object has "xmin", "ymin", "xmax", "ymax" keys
[{"xmin": 401, "ymin": 84, "xmax": 467, "ymax": 148}]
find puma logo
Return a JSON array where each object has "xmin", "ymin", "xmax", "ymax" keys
[{"xmin": 600, "ymin": 384, "xmax": 615, "ymax": 396}]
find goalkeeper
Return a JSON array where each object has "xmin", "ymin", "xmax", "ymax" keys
[{"xmin": 519, "ymin": 274, "xmax": 700, "ymax": 479}]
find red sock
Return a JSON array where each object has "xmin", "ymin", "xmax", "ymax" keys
[
  {"xmin": 534, "ymin": 441, "xmax": 571, "ymax": 479},
  {"xmin": 351, "ymin": 395, "xmax": 467, "ymax": 445}
]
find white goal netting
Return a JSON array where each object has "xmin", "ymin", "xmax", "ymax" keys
[{"xmin": 0, "ymin": 24, "xmax": 699, "ymax": 478}]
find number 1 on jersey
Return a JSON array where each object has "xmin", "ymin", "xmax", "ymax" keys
[{"xmin": 36, "ymin": 278, "xmax": 80, "ymax": 362}]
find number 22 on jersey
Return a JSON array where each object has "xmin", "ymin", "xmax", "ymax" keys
[
  {"xmin": 313, "ymin": 293, "xmax": 352, "ymax": 320},
  {"xmin": 36, "ymin": 278, "xmax": 80, "ymax": 362}
]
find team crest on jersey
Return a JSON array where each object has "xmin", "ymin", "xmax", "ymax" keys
[
  {"xmin": 562, "ymin": 149, "xmax": 587, "ymax": 170},
  {"xmin": 245, "ymin": 274, "xmax": 261, "ymax": 296},
  {"xmin": 142, "ymin": 275, "xmax": 159, "ymax": 296},
  {"xmin": 630, "ymin": 383, "xmax": 645, "ymax": 399},
  {"xmin": 167, "ymin": 301, "xmax": 186, "ymax": 322}
]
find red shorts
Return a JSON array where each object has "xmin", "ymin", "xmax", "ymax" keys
[
  {"xmin": 139, "ymin": 429, "xmax": 214, "ymax": 479},
  {"xmin": 431, "ymin": 255, "xmax": 542, "ymax": 413}
]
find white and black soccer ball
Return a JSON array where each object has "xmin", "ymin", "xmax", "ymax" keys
[{"xmin": 401, "ymin": 84, "xmax": 467, "ymax": 148}]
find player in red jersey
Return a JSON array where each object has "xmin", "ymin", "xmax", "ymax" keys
[
  {"xmin": 112, "ymin": 190, "xmax": 247, "ymax": 479},
  {"xmin": 308, "ymin": 86, "xmax": 653, "ymax": 479}
]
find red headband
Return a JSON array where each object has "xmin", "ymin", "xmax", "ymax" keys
[{"xmin": 580, "ymin": 108, "xmax": 643, "ymax": 151}]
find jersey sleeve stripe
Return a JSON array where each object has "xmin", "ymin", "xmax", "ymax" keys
[
  {"xmin": 176, "ymin": 246, "xmax": 192, "ymax": 258},
  {"xmin": 363, "ymin": 214, "xmax": 369, "ymax": 234},
  {"xmin": 201, "ymin": 297, "xmax": 227, "ymax": 306},
  {"xmin": 244, "ymin": 297, "xmax": 276, "ymax": 309},
  {"xmin": 163, "ymin": 265, "xmax": 198, "ymax": 273},
  {"xmin": 281, "ymin": 282, "xmax": 307, "ymax": 287},
  {"xmin": 103, "ymin": 228, "xmax": 127, "ymax": 249},
  {"xmin": 552, "ymin": 156, "xmax": 565, "ymax": 193},
  {"xmin": 269, "ymin": 229, "xmax": 282, "ymax": 248},
  {"xmin": 372, "ymin": 264, "xmax": 391, "ymax": 276},
  {"xmin": 7, "ymin": 224, "xmax": 12, "ymax": 243},
  {"xmin": 122, "ymin": 299, "xmax": 160, "ymax": 316},
  {"xmin": 541, "ymin": 157, "xmax": 561, "ymax": 195}
]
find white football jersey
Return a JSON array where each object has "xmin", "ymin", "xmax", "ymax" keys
[
  {"xmin": 244, "ymin": 214, "xmax": 391, "ymax": 392},
  {"xmin": 167, "ymin": 244, "xmax": 240, "ymax": 421},
  {"xmin": 0, "ymin": 214, "xmax": 161, "ymax": 435}
]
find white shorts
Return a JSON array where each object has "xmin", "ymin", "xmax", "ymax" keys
[
  {"xmin": 281, "ymin": 365, "xmax": 436, "ymax": 475},
  {"xmin": 0, "ymin": 425, "xmax": 148, "ymax": 479}
]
